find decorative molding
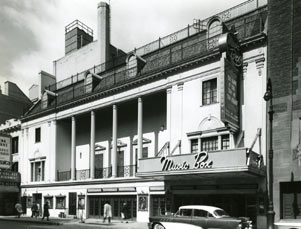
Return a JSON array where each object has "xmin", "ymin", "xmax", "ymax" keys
[
  {"xmin": 255, "ymin": 57, "xmax": 265, "ymax": 76},
  {"xmin": 177, "ymin": 82, "xmax": 184, "ymax": 91},
  {"xmin": 242, "ymin": 62, "xmax": 248, "ymax": 80}
]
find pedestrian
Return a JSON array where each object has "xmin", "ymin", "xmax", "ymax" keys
[
  {"xmin": 121, "ymin": 202, "xmax": 129, "ymax": 223},
  {"xmin": 42, "ymin": 201, "xmax": 50, "ymax": 221},
  {"xmin": 103, "ymin": 202, "xmax": 112, "ymax": 223},
  {"xmin": 36, "ymin": 202, "xmax": 40, "ymax": 217},
  {"xmin": 31, "ymin": 202, "xmax": 38, "ymax": 218},
  {"xmin": 15, "ymin": 203, "xmax": 23, "ymax": 218}
]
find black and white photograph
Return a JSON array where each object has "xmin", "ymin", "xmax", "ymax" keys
[{"xmin": 0, "ymin": 0, "xmax": 301, "ymax": 228}]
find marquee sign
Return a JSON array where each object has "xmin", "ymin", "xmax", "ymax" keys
[
  {"xmin": 160, "ymin": 151, "xmax": 213, "ymax": 172},
  {"xmin": 0, "ymin": 134, "xmax": 11, "ymax": 169}
]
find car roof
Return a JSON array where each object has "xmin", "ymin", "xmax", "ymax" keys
[{"xmin": 179, "ymin": 205, "xmax": 223, "ymax": 212}]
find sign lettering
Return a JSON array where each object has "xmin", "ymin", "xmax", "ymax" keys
[{"xmin": 160, "ymin": 151, "xmax": 213, "ymax": 172}]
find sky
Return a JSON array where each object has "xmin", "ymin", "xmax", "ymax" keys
[{"xmin": 0, "ymin": 0, "xmax": 246, "ymax": 96}]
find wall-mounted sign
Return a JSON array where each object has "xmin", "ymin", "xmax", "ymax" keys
[
  {"xmin": 0, "ymin": 134, "xmax": 11, "ymax": 169},
  {"xmin": 220, "ymin": 58, "xmax": 240, "ymax": 132},
  {"xmin": 160, "ymin": 151, "xmax": 213, "ymax": 172}
]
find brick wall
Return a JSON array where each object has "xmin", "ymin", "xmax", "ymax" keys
[{"xmin": 268, "ymin": 0, "xmax": 301, "ymax": 221}]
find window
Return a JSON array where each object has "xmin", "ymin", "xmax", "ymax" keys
[
  {"xmin": 180, "ymin": 209, "xmax": 193, "ymax": 216},
  {"xmin": 191, "ymin": 139, "xmax": 199, "ymax": 153},
  {"xmin": 222, "ymin": 135, "xmax": 230, "ymax": 150},
  {"xmin": 12, "ymin": 162, "xmax": 18, "ymax": 172},
  {"xmin": 128, "ymin": 55, "xmax": 137, "ymax": 78},
  {"xmin": 56, "ymin": 196, "xmax": 66, "ymax": 209},
  {"xmin": 135, "ymin": 147, "xmax": 149, "ymax": 159},
  {"xmin": 12, "ymin": 137, "xmax": 19, "ymax": 154},
  {"xmin": 202, "ymin": 79, "xmax": 217, "ymax": 105},
  {"xmin": 44, "ymin": 197, "xmax": 53, "ymax": 209},
  {"xmin": 30, "ymin": 161, "xmax": 45, "ymax": 182},
  {"xmin": 201, "ymin": 136, "xmax": 218, "ymax": 152},
  {"xmin": 194, "ymin": 209, "xmax": 208, "ymax": 217},
  {"xmin": 208, "ymin": 20, "xmax": 222, "ymax": 38},
  {"xmin": 35, "ymin": 127, "xmax": 41, "ymax": 143}
]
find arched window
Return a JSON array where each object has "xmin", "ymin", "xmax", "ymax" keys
[{"xmin": 208, "ymin": 19, "xmax": 222, "ymax": 38}]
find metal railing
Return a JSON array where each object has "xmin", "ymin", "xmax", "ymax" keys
[
  {"xmin": 76, "ymin": 169, "xmax": 90, "ymax": 180},
  {"xmin": 95, "ymin": 167, "xmax": 112, "ymax": 179},
  {"xmin": 46, "ymin": 0, "xmax": 266, "ymax": 93},
  {"xmin": 57, "ymin": 170, "xmax": 71, "ymax": 181},
  {"xmin": 65, "ymin": 19, "xmax": 93, "ymax": 37}
]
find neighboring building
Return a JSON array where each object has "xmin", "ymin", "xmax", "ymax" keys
[
  {"xmin": 0, "ymin": 81, "xmax": 32, "ymax": 125},
  {"xmin": 268, "ymin": 0, "xmax": 301, "ymax": 221},
  {"xmin": 20, "ymin": 0, "xmax": 269, "ymax": 228}
]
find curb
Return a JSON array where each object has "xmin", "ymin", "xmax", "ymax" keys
[{"xmin": 0, "ymin": 217, "xmax": 63, "ymax": 225}]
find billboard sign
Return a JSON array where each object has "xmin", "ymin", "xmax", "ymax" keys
[{"xmin": 0, "ymin": 134, "xmax": 11, "ymax": 169}]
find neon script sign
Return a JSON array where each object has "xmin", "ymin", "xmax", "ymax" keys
[{"xmin": 160, "ymin": 151, "xmax": 213, "ymax": 171}]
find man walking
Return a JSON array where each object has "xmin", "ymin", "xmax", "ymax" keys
[{"xmin": 103, "ymin": 202, "xmax": 112, "ymax": 223}]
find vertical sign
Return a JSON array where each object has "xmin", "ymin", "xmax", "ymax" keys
[
  {"xmin": 220, "ymin": 58, "xmax": 240, "ymax": 132},
  {"xmin": 0, "ymin": 134, "xmax": 11, "ymax": 169}
]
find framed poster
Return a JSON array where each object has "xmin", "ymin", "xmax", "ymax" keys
[
  {"xmin": 78, "ymin": 196, "xmax": 85, "ymax": 209},
  {"xmin": 138, "ymin": 195, "xmax": 148, "ymax": 211}
]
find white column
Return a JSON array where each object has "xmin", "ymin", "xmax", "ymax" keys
[
  {"xmin": 52, "ymin": 120, "xmax": 57, "ymax": 182},
  {"xmin": 90, "ymin": 111, "xmax": 95, "ymax": 179},
  {"xmin": 71, "ymin": 116, "xmax": 76, "ymax": 180},
  {"xmin": 177, "ymin": 83, "xmax": 184, "ymax": 154},
  {"xmin": 137, "ymin": 97, "xmax": 143, "ymax": 162},
  {"xmin": 166, "ymin": 87, "xmax": 172, "ymax": 154},
  {"xmin": 112, "ymin": 105, "xmax": 117, "ymax": 178}
]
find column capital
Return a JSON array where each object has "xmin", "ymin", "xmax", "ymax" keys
[
  {"xmin": 177, "ymin": 82, "xmax": 184, "ymax": 91},
  {"xmin": 255, "ymin": 57, "xmax": 265, "ymax": 76},
  {"xmin": 167, "ymin": 86, "xmax": 172, "ymax": 94}
]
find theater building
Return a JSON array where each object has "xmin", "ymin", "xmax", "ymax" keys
[{"xmin": 20, "ymin": 0, "xmax": 269, "ymax": 228}]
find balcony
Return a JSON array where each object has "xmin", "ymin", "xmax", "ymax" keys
[
  {"xmin": 57, "ymin": 165, "xmax": 137, "ymax": 181},
  {"xmin": 137, "ymin": 148, "xmax": 265, "ymax": 179}
]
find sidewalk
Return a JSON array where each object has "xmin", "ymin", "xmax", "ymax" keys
[
  {"xmin": 0, "ymin": 215, "xmax": 79, "ymax": 225},
  {"xmin": 0, "ymin": 215, "xmax": 148, "ymax": 228}
]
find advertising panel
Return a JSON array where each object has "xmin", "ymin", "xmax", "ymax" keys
[
  {"xmin": 0, "ymin": 134, "xmax": 11, "ymax": 169},
  {"xmin": 220, "ymin": 58, "xmax": 240, "ymax": 132}
]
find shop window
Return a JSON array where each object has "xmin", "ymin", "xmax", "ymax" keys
[
  {"xmin": 221, "ymin": 135, "xmax": 230, "ymax": 150},
  {"xmin": 35, "ymin": 127, "xmax": 41, "ymax": 143},
  {"xmin": 30, "ymin": 161, "xmax": 45, "ymax": 182},
  {"xmin": 56, "ymin": 196, "xmax": 66, "ymax": 209},
  {"xmin": 12, "ymin": 137, "xmax": 19, "ymax": 154},
  {"xmin": 201, "ymin": 136, "xmax": 218, "ymax": 152},
  {"xmin": 191, "ymin": 139, "xmax": 199, "ymax": 153},
  {"xmin": 202, "ymin": 78, "xmax": 217, "ymax": 105},
  {"xmin": 44, "ymin": 197, "xmax": 53, "ymax": 209}
]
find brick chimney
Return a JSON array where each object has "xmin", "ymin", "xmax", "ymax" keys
[{"xmin": 97, "ymin": 2, "xmax": 111, "ymax": 65}]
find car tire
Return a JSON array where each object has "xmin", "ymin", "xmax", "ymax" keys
[{"xmin": 153, "ymin": 223, "xmax": 166, "ymax": 229}]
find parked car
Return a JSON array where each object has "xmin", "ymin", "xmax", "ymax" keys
[
  {"xmin": 148, "ymin": 205, "xmax": 252, "ymax": 229},
  {"xmin": 275, "ymin": 219, "xmax": 301, "ymax": 229}
]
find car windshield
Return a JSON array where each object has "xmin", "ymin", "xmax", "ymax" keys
[{"xmin": 214, "ymin": 209, "xmax": 229, "ymax": 217}]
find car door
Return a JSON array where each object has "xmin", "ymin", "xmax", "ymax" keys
[
  {"xmin": 191, "ymin": 209, "xmax": 208, "ymax": 228},
  {"xmin": 175, "ymin": 208, "xmax": 192, "ymax": 226}
]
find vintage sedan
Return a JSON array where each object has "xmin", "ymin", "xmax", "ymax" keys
[{"xmin": 149, "ymin": 205, "xmax": 252, "ymax": 229}]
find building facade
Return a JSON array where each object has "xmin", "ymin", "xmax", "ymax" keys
[{"xmin": 20, "ymin": 0, "xmax": 269, "ymax": 228}]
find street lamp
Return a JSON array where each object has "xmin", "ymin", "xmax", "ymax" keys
[{"xmin": 263, "ymin": 78, "xmax": 275, "ymax": 229}]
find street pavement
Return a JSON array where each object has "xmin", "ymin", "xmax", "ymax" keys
[{"xmin": 0, "ymin": 215, "xmax": 148, "ymax": 229}]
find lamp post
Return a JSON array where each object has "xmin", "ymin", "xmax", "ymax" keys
[{"xmin": 263, "ymin": 78, "xmax": 275, "ymax": 229}]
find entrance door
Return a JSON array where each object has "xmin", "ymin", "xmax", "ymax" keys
[
  {"xmin": 69, "ymin": 192, "xmax": 77, "ymax": 215},
  {"xmin": 117, "ymin": 150, "xmax": 124, "ymax": 177},
  {"xmin": 21, "ymin": 196, "xmax": 27, "ymax": 214},
  {"xmin": 95, "ymin": 154, "xmax": 103, "ymax": 178},
  {"xmin": 33, "ymin": 193, "xmax": 42, "ymax": 216}
]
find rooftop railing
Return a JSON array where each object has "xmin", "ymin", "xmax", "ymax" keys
[
  {"xmin": 46, "ymin": 0, "xmax": 266, "ymax": 93},
  {"xmin": 65, "ymin": 19, "xmax": 93, "ymax": 37}
]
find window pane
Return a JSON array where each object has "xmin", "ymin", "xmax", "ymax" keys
[
  {"xmin": 202, "ymin": 79, "xmax": 217, "ymax": 105},
  {"xmin": 56, "ymin": 197, "xmax": 66, "ymax": 209},
  {"xmin": 142, "ymin": 147, "xmax": 148, "ymax": 158},
  {"xmin": 35, "ymin": 128, "xmax": 41, "ymax": 143},
  {"xmin": 201, "ymin": 137, "xmax": 218, "ymax": 152},
  {"xmin": 222, "ymin": 135, "xmax": 230, "ymax": 150},
  {"xmin": 191, "ymin": 139, "xmax": 199, "ymax": 153}
]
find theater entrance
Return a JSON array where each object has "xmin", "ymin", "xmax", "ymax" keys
[{"xmin": 88, "ymin": 195, "xmax": 136, "ymax": 220}]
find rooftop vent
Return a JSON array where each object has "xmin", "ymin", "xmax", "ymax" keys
[{"xmin": 65, "ymin": 19, "xmax": 94, "ymax": 55}]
